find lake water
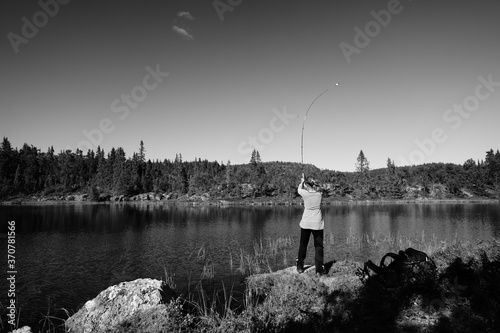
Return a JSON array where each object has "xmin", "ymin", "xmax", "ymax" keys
[{"xmin": 1, "ymin": 202, "xmax": 499, "ymax": 329}]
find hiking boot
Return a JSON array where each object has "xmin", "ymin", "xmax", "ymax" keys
[
  {"xmin": 315, "ymin": 263, "xmax": 326, "ymax": 276},
  {"xmin": 296, "ymin": 259, "xmax": 304, "ymax": 273}
]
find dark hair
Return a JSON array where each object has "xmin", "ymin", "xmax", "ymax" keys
[
  {"xmin": 305, "ymin": 177, "xmax": 316, "ymax": 188},
  {"xmin": 305, "ymin": 178, "xmax": 322, "ymax": 193}
]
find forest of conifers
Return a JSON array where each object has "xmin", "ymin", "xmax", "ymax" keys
[{"xmin": 0, "ymin": 137, "xmax": 499, "ymax": 201}]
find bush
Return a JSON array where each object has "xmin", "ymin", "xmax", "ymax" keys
[
  {"xmin": 115, "ymin": 298, "xmax": 197, "ymax": 333},
  {"xmin": 87, "ymin": 185, "xmax": 100, "ymax": 201},
  {"xmin": 245, "ymin": 273, "xmax": 331, "ymax": 332}
]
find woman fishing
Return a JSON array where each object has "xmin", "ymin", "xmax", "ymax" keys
[
  {"xmin": 296, "ymin": 82, "xmax": 338, "ymax": 276},
  {"xmin": 296, "ymin": 173, "xmax": 325, "ymax": 275}
]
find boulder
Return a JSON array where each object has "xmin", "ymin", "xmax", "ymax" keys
[
  {"xmin": 110, "ymin": 195, "xmax": 126, "ymax": 202},
  {"xmin": 461, "ymin": 188, "xmax": 473, "ymax": 198},
  {"xmin": 189, "ymin": 194, "xmax": 202, "ymax": 201},
  {"xmin": 65, "ymin": 278, "xmax": 172, "ymax": 333},
  {"xmin": 74, "ymin": 194, "xmax": 88, "ymax": 201},
  {"xmin": 132, "ymin": 192, "xmax": 156, "ymax": 201},
  {"xmin": 10, "ymin": 326, "xmax": 32, "ymax": 333},
  {"xmin": 98, "ymin": 193, "xmax": 111, "ymax": 202}
]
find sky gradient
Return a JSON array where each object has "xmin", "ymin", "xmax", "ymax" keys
[{"xmin": 1, "ymin": 0, "xmax": 499, "ymax": 171}]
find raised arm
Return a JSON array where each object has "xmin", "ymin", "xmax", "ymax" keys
[{"xmin": 298, "ymin": 173, "xmax": 305, "ymax": 192}]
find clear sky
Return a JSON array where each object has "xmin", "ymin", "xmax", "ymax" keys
[{"xmin": 1, "ymin": 0, "xmax": 499, "ymax": 172}]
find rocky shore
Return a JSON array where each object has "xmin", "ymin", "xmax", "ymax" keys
[
  {"xmin": 1, "ymin": 190, "xmax": 498, "ymax": 206},
  {"xmin": 0, "ymin": 192, "xmax": 300, "ymax": 206},
  {"xmin": 7, "ymin": 238, "xmax": 500, "ymax": 333},
  {"xmin": 64, "ymin": 278, "xmax": 172, "ymax": 333}
]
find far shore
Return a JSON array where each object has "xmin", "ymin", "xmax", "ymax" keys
[{"xmin": 1, "ymin": 195, "xmax": 498, "ymax": 206}]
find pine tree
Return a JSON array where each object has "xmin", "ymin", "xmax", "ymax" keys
[
  {"xmin": 94, "ymin": 147, "xmax": 109, "ymax": 190},
  {"xmin": 353, "ymin": 150, "xmax": 371, "ymax": 199},
  {"xmin": 0, "ymin": 137, "xmax": 14, "ymax": 183},
  {"xmin": 225, "ymin": 160, "xmax": 232, "ymax": 186},
  {"xmin": 141, "ymin": 160, "xmax": 154, "ymax": 192},
  {"xmin": 384, "ymin": 158, "xmax": 403, "ymax": 198},
  {"xmin": 485, "ymin": 149, "xmax": 500, "ymax": 189},
  {"xmin": 19, "ymin": 144, "xmax": 40, "ymax": 191},
  {"xmin": 386, "ymin": 158, "xmax": 396, "ymax": 175},
  {"xmin": 250, "ymin": 149, "xmax": 261, "ymax": 164},
  {"xmin": 112, "ymin": 147, "xmax": 128, "ymax": 195},
  {"xmin": 485, "ymin": 149, "xmax": 499, "ymax": 187},
  {"xmin": 172, "ymin": 160, "xmax": 188, "ymax": 194},
  {"xmin": 13, "ymin": 164, "xmax": 21, "ymax": 189},
  {"xmin": 355, "ymin": 150, "xmax": 370, "ymax": 173},
  {"xmin": 129, "ymin": 152, "xmax": 143, "ymax": 194},
  {"xmin": 139, "ymin": 140, "xmax": 146, "ymax": 163}
]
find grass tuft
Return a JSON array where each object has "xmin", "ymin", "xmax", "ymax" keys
[{"xmin": 21, "ymin": 235, "xmax": 500, "ymax": 332}]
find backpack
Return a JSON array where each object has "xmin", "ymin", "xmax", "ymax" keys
[{"xmin": 358, "ymin": 247, "xmax": 437, "ymax": 288}]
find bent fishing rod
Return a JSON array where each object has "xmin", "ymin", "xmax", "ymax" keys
[{"xmin": 300, "ymin": 83, "xmax": 339, "ymax": 174}]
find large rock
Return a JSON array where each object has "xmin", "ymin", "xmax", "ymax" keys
[
  {"xmin": 130, "ymin": 192, "xmax": 158, "ymax": 201},
  {"xmin": 65, "ymin": 278, "xmax": 171, "ymax": 333},
  {"xmin": 10, "ymin": 326, "xmax": 32, "ymax": 333},
  {"xmin": 74, "ymin": 194, "xmax": 88, "ymax": 201},
  {"xmin": 98, "ymin": 193, "xmax": 111, "ymax": 202}
]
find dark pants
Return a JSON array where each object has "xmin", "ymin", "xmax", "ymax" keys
[{"xmin": 297, "ymin": 228, "xmax": 324, "ymax": 271}]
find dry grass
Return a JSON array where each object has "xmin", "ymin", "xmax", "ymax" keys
[
  {"xmin": 334, "ymin": 228, "xmax": 458, "ymax": 262},
  {"xmin": 235, "ymin": 235, "xmax": 293, "ymax": 276},
  {"xmin": 16, "ymin": 236, "xmax": 500, "ymax": 333},
  {"xmin": 179, "ymin": 237, "xmax": 499, "ymax": 332}
]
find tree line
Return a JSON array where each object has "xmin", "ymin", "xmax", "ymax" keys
[{"xmin": 0, "ymin": 137, "xmax": 499, "ymax": 201}]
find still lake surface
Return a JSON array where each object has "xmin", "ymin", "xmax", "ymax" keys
[{"xmin": 1, "ymin": 202, "xmax": 499, "ymax": 328}]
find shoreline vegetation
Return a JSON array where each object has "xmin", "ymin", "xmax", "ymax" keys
[
  {"xmin": 6, "ymin": 236, "xmax": 499, "ymax": 333},
  {"xmin": 0, "ymin": 138, "xmax": 499, "ymax": 206},
  {"xmin": 1, "ymin": 139, "xmax": 500, "ymax": 331},
  {"xmin": 1, "ymin": 196, "xmax": 499, "ymax": 206}
]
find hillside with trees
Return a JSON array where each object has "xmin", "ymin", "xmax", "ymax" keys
[{"xmin": 0, "ymin": 137, "xmax": 499, "ymax": 203}]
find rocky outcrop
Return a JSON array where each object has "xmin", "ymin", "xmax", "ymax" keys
[
  {"xmin": 9, "ymin": 326, "xmax": 32, "ymax": 333},
  {"xmin": 65, "ymin": 278, "xmax": 175, "ymax": 333},
  {"xmin": 98, "ymin": 193, "xmax": 111, "ymax": 202},
  {"xmin": 129, "ymin": 192, "xmax": 171, "ymax": 201},
  {"xmin": 188, "ymin": 193, "xmax": 210, "ymax": 201},
  {"xmin": 65, "ymin": 194, "xmax": 88, "ymax": 201}
]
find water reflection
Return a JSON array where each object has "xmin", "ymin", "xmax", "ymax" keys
[{"xmin": 0, "ymin": 202, "xmax": 498, "ymax": 329}]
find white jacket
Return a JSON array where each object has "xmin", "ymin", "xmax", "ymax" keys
[{"xmin": 298, "ymin": 181, "xmax": 324, "ymax": 230}]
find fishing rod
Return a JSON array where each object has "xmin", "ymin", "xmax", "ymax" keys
[{"xmin": 300, "ymin": 83, "xmax": 339, "ymax": 173}]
